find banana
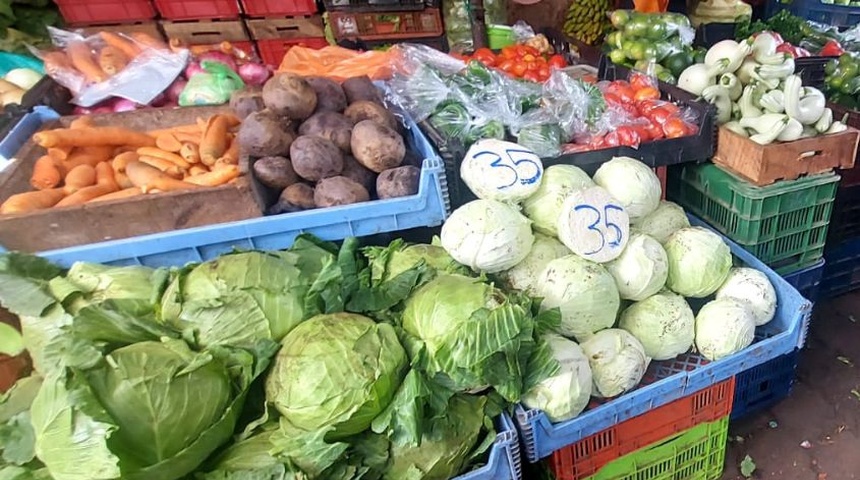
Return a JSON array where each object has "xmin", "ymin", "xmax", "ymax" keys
[{"xmin": 563, "ymin": 0, "xmax": 612, "ymax": 45}]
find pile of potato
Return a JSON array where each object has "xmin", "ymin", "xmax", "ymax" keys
[{"xmin": 234, "ymin": 74, "xmax": 421, "ymax": 214}]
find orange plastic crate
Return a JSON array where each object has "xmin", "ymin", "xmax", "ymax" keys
[{"xmin": 548, "ymin": 377, "xmax": 734, "ymax": 480}]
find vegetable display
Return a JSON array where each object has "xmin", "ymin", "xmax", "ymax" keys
[
  {"xmin": 0, "ymin": 113, "xmax": 241, "ymax": 215},
  {"xmin": 825, "ymin": 53, "xmax": 860, "ymax": 109},
  {"xmin": 454, "ymin": 45, "xmax": 567, "ymax": 83},
  {"xmin": 680, "ymin": 33, "xmax": 848, "ymax": 144}
]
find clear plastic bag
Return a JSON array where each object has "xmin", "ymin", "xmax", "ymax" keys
[
  {"xmin": 442, "ymin": 0, "xmax": 474, "ymax": 53},
  {"xmin": 36, "ymin": 27, "xmax": 188, "ymax": 107},
  {"xmin": 179, "ymin": 61, "xmax": 245, "ymax": 106}
]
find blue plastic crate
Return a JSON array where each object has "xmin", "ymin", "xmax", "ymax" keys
[
  {"xmin": 0, "ymin": 106, "xmax": 59, "ymax": 172},
  {"xmin": 731, "ymin": 349, "xmax": 800, "ymax": 421},
  {"xmin": 455, "ymin": 414, "xmax": 522, "ymax": 480},
  {"xmin": 514, "ymin": 215, "xmax": 812, "ymax": 463},
  {"xmin": 766, "ymin": 0, "xmax": 860, "ymax": 28},
  {"xmin": 782, "ymin": 259, "xmax": 825, "ymax": 304},
  {"xmin": 821, "ymin": 237, "xmax": 860, "ymax": 298},
  {"xmin": 0, "ymin": 105, "xmax": 450, "ymax": 267}
]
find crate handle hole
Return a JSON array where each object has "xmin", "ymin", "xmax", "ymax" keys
[
  {"xmin": 797, "ymin": 150, "xmax": 822, "ymax": 161},
  {"xmin": 275, "ymin": 26, "xmax": 300, "ymax": 33}
]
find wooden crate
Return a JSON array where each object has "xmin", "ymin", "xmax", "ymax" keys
[
  {"xmin": 161, "ymin": 18, "xmax": 249, "ymax": 44},
  {"xmin": 245, "ymin": 16, "xmax": 324, "ymax": 40},
  {"xmin": 328, "ymin": 8, "xmax": 443, "ymax": 41},
  {"xmin": 76, "ymin": 21, "xmax": 164, "ymax": 40},
  {"xmin": 713, "ymin": 127, "xmax": 860, "ymax": 186},
  {"xmin": 0, "ymin": 107, "xmax": 261, "ymax": 253}
]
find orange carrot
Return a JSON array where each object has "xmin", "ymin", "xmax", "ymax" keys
[
  {"xmin": 112, "ymin": 152, "xmax": 139, "ymax": 173},
  {"xmin": 62, "ymin": 146, "xmax": 115, "ymax": 170},
  {"xmin": 95, "ymin": 161, "xmax": 120, "ymax": 191},
  {"xmin": 87, "ymin": 187, "xmax": 143, "ymax": 203},
  {"xmin": 67, "ymin": 41, "xmax": 108, "ymax": 83},
  {"xmin": 64, "ymin": 164, "xmax": 97, "ymax": 192},
  {"xmin": 1, "ymin": 189, "xmax": 66, "ymax": 214},
  {"xmin": 155, "ymin": 133, "xmax": 182, "ymax": 152},
  {"xmin": 136, "ymin": 147, "xmax": 191, "ymax": 169},
  {"xmin": 115, "ymin": 172, "xmax": 133, "ymax": 189},
  {"xmin": 31, "ymin": 156, "xmax": 62, "ymax": 190},
  {"xmin": 217, "ymin": 137, "xmax": 239, "ymax": 165},
  {"xmin": 47, "ymin": 146, "xmax": 72, "ymax": 162},
  {"xmin": 188, "ymin": 165, "xmax": 209, "ymax": 176},
  {"xmin": 200, "ymin": 115, "xmax": 229, "ymax": 165},
  {"xmin": 42, "ymin": 52, "xmax": 73, "ymax": 79},
  {"xmin": 126, "ymin": 161, "xmax": 199, "ymax": 193},
  {"xmin": 129, "ymin": 32, "xmax": 168, "ymax": 51},
  {"xmin": 34, "ymin": 127, "xmax": 156, "ymax": 148},
  {"xmin": 179, "ymin": 142, "xmax": 200, "ymax": 164},
  {"xmin": 55, "ymin": 184, "xmax": 118, "ymax": 207},
  {"xmin": 146, "ymin": 124, "xmax": 201, "ymax": 137},
  {"xmin": 98, "ymin": 46, "xmax": 129, "ymax": 76},
  {"xmin": 174, "ymin": 132, "xmax": 201, "ymax": 144},
  {"xmin": 138, "ymin": 156, "xmax": 184, "ymax": 178},
  {"xmin": 70, "ymin": 117, "xmax": 95, "ymax": 129},
  {"xmin": 185, "ymin": 164, "xmax": 240, "ymax": 186},
  {"xmin": 100, "ymin": 32, "xmax": 141, "ymax": 59}
]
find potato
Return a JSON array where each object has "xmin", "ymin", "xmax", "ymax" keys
[
  {"xmin": 290, "ymin": 135, "xmax": 344, "ymax": 182},
  {"xmin": 341, "ymin": 155, "xmax": 377, "ymax": 194},
  {"xmin": 298, "ymin": 111, "xmax": 354, "ymax": 153},
  {"xmin": 342, "ymin": 76, "xmax": 381, "ymax": 104},
  {"xmin": 350, "ymin": 120, "xmax": 406, "ymax": 173},
  {"xmin": 253, "ymin": 156, "xmax": 298, "ymax": 190},
  {"xmin": 229, "ymin": 86, "xmax": 264, "ymax": 119},
  {"xmin": 344, "ymin": 101, "xmax": 398, "ymax": 131},
  {"xmin": 305, "ymin": 76, "xmax": 347, "ymax": 113},
  {"xmin": 262, "ymin": 74, "xmax": 317, "ymax": 121},
  {"xmin": 267, "ymin": 183, "xmax": 317, "ymax": 214},
  {"xmin": 238, "ymin": 109, "xmax": 297, "ymax": 157},
  {"xmin": 377, "ymin": 166, "xmax": 420, "ymax": 199},
  {"xmin": 314, "ymin": 176, "xmax": 370, "ymax": 208}
]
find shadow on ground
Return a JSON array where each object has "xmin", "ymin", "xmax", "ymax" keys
[{"xmin": 722, "ymin": 293, "xmax": 860, "ymax": 479}]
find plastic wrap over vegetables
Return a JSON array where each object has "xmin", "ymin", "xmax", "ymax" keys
[{"xmin": 179, "ymin": 60, "xmax": 245, "ymax": 106}]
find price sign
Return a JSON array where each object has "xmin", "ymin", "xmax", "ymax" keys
[
  {"xmin": 559, "ymin": 186, "xmax": 630, "ymax": 263},
  {"xmin": 462, "ymin": 139, "xmax": 543, "ymax": 201}
]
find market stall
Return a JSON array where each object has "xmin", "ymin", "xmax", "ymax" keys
[{"xmin": 1, "ymin": 1, "xmax": 860, "ymax": 479}]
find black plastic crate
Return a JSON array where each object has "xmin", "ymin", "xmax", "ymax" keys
[
  {"xmin": 693, "ymin": 22, "xmax": 736, "ymax": 49},
  {"xmin": 795, "ymin": 56, "xmax": 832, "ymax": 92},
  {"xmin": 337, "ymin": 33, "xmax": 447, "ymax": 51},
  {"xmin": 323, "ymin": 0, "xmax": 437, "ymax": 12},
  {"xmin": 822, "ymin": 236, "xmax": 860, "ymax": 298},
  {"xmin": 20, "ymin": 76, "xmax": 74, "ymax": 116},
  {"xmin": 419, "ymin": 55, "xmax": 716, "ymax": 208},
  {"xmin": 827, "ymin": 182, "xmax": 860, "ymax": 250}
]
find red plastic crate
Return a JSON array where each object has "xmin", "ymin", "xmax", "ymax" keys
[
  {"xmin": 256, "ymin": 37, "xmax": 328, "ymax": 68},
  {"xmin": 154, "ymin": 0, "xmax": 240, "ymax": 20},
  {"xmin": 56, "ymin": 0, "xmax": 156, "ymax": 25},
  {"xmin": 241, "ymin": 0, "xmax": 317, "ymax": 17},
  {"xmin": 548, "ymin": 377, "xmax": 735, "ymax": 480}
]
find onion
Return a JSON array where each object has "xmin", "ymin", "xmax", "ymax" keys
[
  {"xmin": 166, "ymin": 78, "xmax": 187, "ymax": 103},
  {"xmin": 198, "ymin": 51, "xmax": 237, "ymax": 71},
  {"xmin": 149, "ymin": 92, "xmax": 168, "ymax": 107},
  {"xmin": 112, "ymin": 98, "xmax": 138, "ymax": 112},
  {"xmin": 238, "ymin": 63, "xmax": 271, "ymax": 86},
  {"xmin": 185, "ymin": 62, "xmax": 205, "ymax": 78}
]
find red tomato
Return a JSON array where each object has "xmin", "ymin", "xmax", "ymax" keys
[
  {"xmin": 512, "ymin": 62, "xmax": 528, "ymax": 77},
  {"xmin": 526, "ymin": 61, "xmax": 540, "ymax": 71},
  {"xmin": 538, "ymin": 65, "xmax": 550, "ymax": 79},
  {"xmin": 615, "ymin": 126, "xmax": 641, "ymax": 147},
  {"xmin": 515, "ymin": 45, "xmax": 540, "ymax": 57},
  {"xmin": 634, "ymin": 86, "xmax": 660, "ymax": 101},
  {"xmin": 645, "ymin": 119, "xmax": 664, "ymax": 140},
  {"xmin": 523, "ymin": 71, "xmax": 541, "ymax": 83},
  {"xmin": 603, "ymin": 92, "xmax": 623, "ymax": 105},
  {"xmin": 819, "ymin": 40, "xmax": 845, "ymax": 57},
  {"xmin": 472, "ymin": 48, "xmax": 496, "ymax": 66},
  {"xmin": 607, "ymin": 83, "xmax": 636, "ymax": 103},
  {"xmin": 647, "ymin": 104, "xmax": 682, "ymax": 124},
  {"xmin": 548, "ymin": 54, "xmax": 566, "ymax": 70},
  {"xmin": 630, "ymin": 73, "xmax": 655, "ymax": 92},
  {"xmin": 602, "ymin": 131, "xmax": 621, "ymax": 148},
  {"xmin": 500, "ymin": 46, "xmax": 518, "ymax": 60},
  {"xmin": 635, "ymin": 99, "xmax": 665, "ymax": 116},
  {"xmin": 662, "ymin": 117, "xmax": 690, "ymax": 138},
  {"xmin": 628, "ymin": 123, "xmax": 653, "ymax": 142},
  {"xmin": 497, "ymin": 59, "xmax": 516, "ymax": 74},
  {"xmin": 521, "ymin": 53, "xmax": 536, "ymax": 63}
]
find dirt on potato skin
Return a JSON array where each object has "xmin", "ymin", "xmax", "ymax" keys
[{"xmin": 722, "ymin": 293, "xmax": 860, "ymax": 480}]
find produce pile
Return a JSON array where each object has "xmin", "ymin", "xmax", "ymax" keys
[
  {"xmin": 604, "ymin": 10, "xmax": 703, "ymax": 84},
  {"xmin": 237, "ymin": 73, "xmax": 423, "ymax": 215},
  {"xmin": 446, "ymin": 143, "xmax": 780, "ymax": 422},
  {"xmin": 678, "ymin": 34, "xmax": 848, "ymax": 144},
  {"xmin": 452, "ymin": 44, "xmax": 567, "ymax": 83},
  {"xmin": 734, "ymin": 10, "xmax": 850, "ymax": 56},
  {"xmin": 825, "ymin": 53, "xmax": 860, "ymax": 109},
  {"xmin": 0, "ymin": 68, "xmax": 43, "ymax": 108},
  {"xmin": 0, "ymin": 113, "xmax": 241, "ymax": 215},
  {"xmin": 563, "ymin": 0, "xmax": 613, "ymax": 46},
  {"xmin": 0, "ymin": 233, "xmax": 559, "ymax": 479}
]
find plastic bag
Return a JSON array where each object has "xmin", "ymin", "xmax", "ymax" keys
[
  {"xmin": 277, "ymin": 45, "xmax": 395, "ymax": 82},
  {"xmin": 179, "ymin": 61, "xmax": 245, "ymax": 106},
  {"xmin": 37, "ymin": 27, "xmax": 188, "ymax": 107},
  {"xmin": 442, "ymin": 0, "xmax": 474, "ymax": 53},
  {"xmin": 541, "ymin": 69, "xmax": 608, "ymax": 140}
]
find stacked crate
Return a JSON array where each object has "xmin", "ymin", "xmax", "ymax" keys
[
  {"xmin": 53, "ymin": 0, "xmax": 164, "ymax": 45},
  {"xmin": 244, "ymin": 13, "xmax": 327, "ymax": 68},
  {"xmin": 157, "ymin": 0, "xmax": 256, "ymax": 59},
  {"xmin": 325, "ymin": 0, "xmax": 446, "ymax": 51}
]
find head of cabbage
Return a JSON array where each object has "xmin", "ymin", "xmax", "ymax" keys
[
  {"xmin": 716, "ymin": 267, "xmax": 777, "ymax": 326},
  {"xmin": 592, "ymin": 157, "xmax": 661, "ymax": 222},
  {"xmin": 631, "ymin": 201, "xmax": 691, "ymax": 244},
  {"xmin": 534, "ymin": 255, "xmax": 620, "ymax": 342},
  {"xmin": 501, "ymin": 233, "xmax": 570, "ymax": 294},
  {"xmin": 581, "ymin": 328, "xmax": 650, "ymax": 398},
  {"xmin": 440, "ymin": 199, "xmax": 534, "ymax": 273},
  {"xmin": 265, "ymin": 313, "xmax": 408, "ymax": 440},
  {"xmin": 364, "ymin": 238, "xmax": 470, "ymax": 282},
  {"xmin": 604, "ymin": 233, "xmax": 668, "ymax": 301},
  {"xmin": 664, "ymin": 227, "xmax": 732, "ymax": 298},
  {"xmin": 522, "ymin": 165, "xmax": 594, "ymax": 236},
  {"xmin": 695, "ymin": 297, "xmax": 756, "ymax": 361},
  {"xmin": 619, "ymin": 291, "xmax": 694, "ymax": 360},
  {"xmin": 401, "ymin": 274, "xmax": 537, "ymax": 401},
  {"xmin": 521, "ymin": 334, "xmax": 592, "ymax": 422}
]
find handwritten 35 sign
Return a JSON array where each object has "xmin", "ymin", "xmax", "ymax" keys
[
  {"xmin": 460, "ymin": 139, "xmax": 544, "ymax": 202},
  {"xmin": 559, "ymin": 186, "xmax": 630, "ymax": 263}
]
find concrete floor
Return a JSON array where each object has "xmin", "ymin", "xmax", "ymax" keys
[{"xmin": 721, "ymin": 293, "xmax": 860, "ymax": 480}]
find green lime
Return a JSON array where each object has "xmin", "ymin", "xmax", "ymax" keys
[
  {"xmin": 624, "ymin": 17, "xmax": 650, "ymax": 38},
  {"xmin": 610, "ymin": 10, "xmax": 630, "ymax": 29},
  {"xmin": 609, "ymin": 49, "xmax": 628, "ymax": 64}
]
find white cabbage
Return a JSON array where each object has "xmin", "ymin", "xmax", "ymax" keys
[
  {"xmin": 695, "ymin": 298, "xmax": 756, "ymax": 361},
  {"xmin": 581, "ymin": 329, "xmax": 650, "ymax": 398},
  {"xmin": 619, "ymin": 291, "xmax": 695, "ymax": 360},
  {"xmin": 534, "ymin": 255, "xmax": 619, "ymax": 342},
  {"xmin": 716, "ymin": 267, "xmax": 777, "ymax": 326},
  {"xmin": 522, "ymin": 165, "xmax": 594, "ymax": 236},
  {"xmin": 632, "ymin": 201, "xmax": 691, "ymax": 244},
  {"xmin": 664, "ymin": 227, "xmax": 732, "ymax": 298},
  {"xmin": 440, "ymin": 199, "xmax": 534, "ymax": 273},
  {"xmin": 460, "ymin": 139, "xmax": 544, "ymax": 203},
  {"xmin": 521, "ymin": 334, "xmax": 592, "ymax": 422},
  {"xmin": 502, "ymin": 233, "xmax": 570, "ymax": 294},
  {"xmin": 605, "ymin": 233, "xmax": 668, "ymax": 301},
  {"xmin": 592, "ymin": 156, "xmax": 662, "ymax": 222}
]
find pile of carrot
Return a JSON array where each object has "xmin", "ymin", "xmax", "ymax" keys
[
  {"xmin": 43, "ymin": 32, "xmax": 169, "ymax": 85},
  {"xmin": 0, "ymin": 113, "xmax": 242, "ymax": 215}
]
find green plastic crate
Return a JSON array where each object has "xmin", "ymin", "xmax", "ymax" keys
[
  {"xmin": 581, "ymin": 417, "xmax": 729, "ymax": 480},
  {"xmin": 668, "ymin": 163, "xmax": 839, "ymax": 275}
]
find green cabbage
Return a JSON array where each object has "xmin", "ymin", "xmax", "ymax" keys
[
  {"xmin": 592, "ymin": 157, "xmax": 662, "ymax": 222},
  {"xmin": 604, "ymin": 233, "xmax": 668, "ymax": 301},
  {"xmin": 364, "ymin": 238, "xmax": 469, "ymax": 283},
  {"xmin": 501, "ymin": 233, "xmax": 570, "ymax": 294},
  {"xmin": 619, "ymin": 291, "xmax": 694, "ymax": 360},
  {"xmin": 715, "ymin": 267, "xmax": 777, "ymax": 326},
  {"xmin": 631, "ymin": 201, "xmax": 691, "ymax": 244},
  {"xmin": 664, "ymin": 227, "xmax": 732, "ymax": 298},
  {"xmin": 581, "ymin": 329, "xmax": 650, "ymax": 398},
  {"xmin": 521, "ymin": 165, "xmax": 594, "ymax": 236},
  {"xmin": 521, "ymin": 334, "xmax": 592, "ymax": 422},
  {"xmin": 695, "ymin": 298, "xmax": 756, "ymax": 361}
]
